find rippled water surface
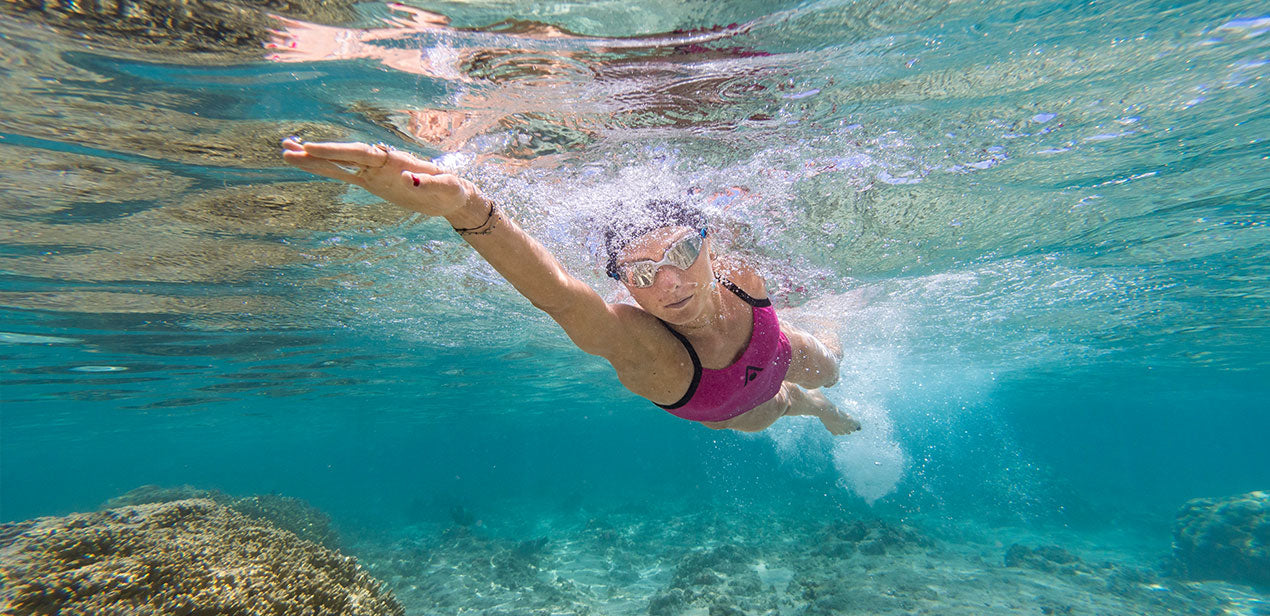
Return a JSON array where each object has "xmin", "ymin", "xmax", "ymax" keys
[{"xmin": 1, "ymin": 0, "xmax": 1268, "ymax": 611}]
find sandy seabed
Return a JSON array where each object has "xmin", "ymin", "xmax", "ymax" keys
[{"xmin": 347, "ymin": 506, "xmax": 1269, "ymax": 616}]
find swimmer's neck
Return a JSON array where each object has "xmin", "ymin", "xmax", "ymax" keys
[{"xmin": 671, "ymin": 278, "xmax": 739, "ymax": 339}]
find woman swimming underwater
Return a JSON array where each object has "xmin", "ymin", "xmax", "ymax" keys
[{"xmin": 282, "ymin": 139, "xmax": 860, "ymax": 435}]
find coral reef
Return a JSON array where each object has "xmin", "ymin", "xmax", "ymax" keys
[
  {"xmin": 1171, "ymin": 490, "xmax": 1270, "ymax": 587},
  {"xmin": 162, "ymin": 181, "xmax": 405, "ymax": 234},
  {"xmin": 229, "ymin": 494, "xmax": 342, "ymax": 551},
  {"xmin": 1, "ymin": 180, "xmax": 396, "ymax": 292},
  {"xmin": 0, "ymin": 499, "xmax": 403, "ymax": 616},
  {"xmin": 0, "ymin": 145, "xmax": 193, "ymax": 217},
  {"xmin": 100, "ymin": 484, "xmax": 221, "ymax": 508},
  {"xmin": 101, "ymin": 486, "xmax": 341, "ymax": 549}
]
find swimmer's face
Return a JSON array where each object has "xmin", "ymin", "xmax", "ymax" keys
[{"xmin": 618, "ymin": 227, "xmax": 713, "ymax": 323}]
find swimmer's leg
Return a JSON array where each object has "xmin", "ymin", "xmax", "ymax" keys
[
  {"xmin": 799, "ymin": 314, "xmax": 844, "ymax": 359},
  {"xmin": 780, "ymin": 323, "xmax": 841, "ymax": 389},
  {"xmin": 702, "ymin": 382, "xmax": 860, "ymax": 435},
  {"xmin": 701, "ymin": 386, "xmax": 791, "ymax": 433},
  {"xmin": 781, "ymin": 383, "xmax": 859, "ymax": 435}
]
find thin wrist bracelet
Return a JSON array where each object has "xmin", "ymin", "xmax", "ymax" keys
[{"xmin": 451, "ymin": 201, "xmax": 497, "ymax": 235}]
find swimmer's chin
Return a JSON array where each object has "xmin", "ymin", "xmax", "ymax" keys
[{"xmin": 651, "ymin": 295, "xmax": 707, "ymax": 325}]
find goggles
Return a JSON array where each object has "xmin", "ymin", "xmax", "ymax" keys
[{"xmin": 610, "ymin": 229, "xmax": 707, "ymax": 288}]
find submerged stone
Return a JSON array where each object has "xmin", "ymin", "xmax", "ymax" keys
[
  {"xmin": 1005, "ymin": 544, "xmax": 1084, "ymax": 572},
  {"xmin": 648, "ymin": 588, "xmax": 689, "ymax": 616},
  {"xmin": 670, "ymin": 543, "xmax": 755, "ymax": 588},
  {"xmin": 651, "ymin": 544, "xmax": 768, "ymax": 615},
  {"xmin": 816, "ymin": 518, "xmax": 933, "ymax": 559},
  {"xmin": 1171, "ymin": 490, "xmax": 1270, "ymax": 587}
]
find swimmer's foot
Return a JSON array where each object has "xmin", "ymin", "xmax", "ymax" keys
[{"xmin": 807, "ymin": 390, "xmax": 860, "ymax": 436}]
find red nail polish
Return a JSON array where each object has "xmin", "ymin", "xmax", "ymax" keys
[{"xmin": 412, "ymin": 175, "xmax": 420, "ymax": 187}]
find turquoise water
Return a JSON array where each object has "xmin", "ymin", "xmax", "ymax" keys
[{"xmin": 1, "ymin": 0, "xmax": 1268, "ymax": 612}]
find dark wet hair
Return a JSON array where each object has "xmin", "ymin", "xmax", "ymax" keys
[{"xmin": 602, "ymin": 199, "xmax": 708, "ymax": 279}]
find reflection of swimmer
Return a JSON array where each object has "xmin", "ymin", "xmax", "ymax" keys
[
  {"xmin": 269, "ymin": 6, "xmax": 786, "ymax": 156},
  {"xmin": 690, "ymin": 185, "xmax": 756, "ymax": 211},
  {"xmin": 281, "ymin": 138, "xmax": 859, "ymax": 436}
]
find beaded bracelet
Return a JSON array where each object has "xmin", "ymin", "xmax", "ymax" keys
[{"xmin": 452, "ymin": 201, "xmax": 497, "ymax": 236}]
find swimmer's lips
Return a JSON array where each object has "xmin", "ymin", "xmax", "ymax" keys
[{"xmin": 664, "ymin": 295, "xmax": 693, "ymax": 310}]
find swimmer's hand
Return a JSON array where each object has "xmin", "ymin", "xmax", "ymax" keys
[{"xmin": 281, "ymin": 139, "xmax": 477, "ymax": 218}]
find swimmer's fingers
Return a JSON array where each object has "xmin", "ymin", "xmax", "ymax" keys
[
  {"xmin": 295, "ymin": 141, "xmax": 445, "ymax": 176},
  {"xmin": 289, "ymin": 141, "xmax": 390, "ymax": 169},
  {"xmin": 281, "ymin": 140, "xmax": 473, "ymax": 216},
  {"xmin": 281, "ymin": 149, "xmax": 365, "ymax": 186}
]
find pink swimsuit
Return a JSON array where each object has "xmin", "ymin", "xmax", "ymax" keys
[{"xmin": 657, "ymin": 278, "xmax": 793, "ymax": 423}]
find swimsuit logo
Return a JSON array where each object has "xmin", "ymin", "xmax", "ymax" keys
[{"xmin": 744, "ymin": 365, "xmax": 763, "ymax": 386}]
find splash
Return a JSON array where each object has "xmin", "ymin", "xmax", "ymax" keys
[
  {"xmin": 830, "ymin": 398, "xmax": 907, "ymax": 504},
  {"xmin": 764, "ymin": 397, "xmax": 907, "ymax": 505}
]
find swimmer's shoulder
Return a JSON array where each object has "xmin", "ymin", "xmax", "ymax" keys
[
  {"xmin": 607, "ymin": 302, "xmax": 679, "ymax": 351},
  {"xmin": 714, "ymin": 254, "xmax": 770, "ymax": 301},
  {"xmin": 604, "ymin": 301, "xmax": 697, "ymax": 404}
]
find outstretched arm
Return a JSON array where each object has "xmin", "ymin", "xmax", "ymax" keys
[{"xmin": 281, "ymin": 140, "xmax": 635, "ymax": 362}]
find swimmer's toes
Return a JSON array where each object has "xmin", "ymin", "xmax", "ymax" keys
[
  {"xmin": 836, "ymin": 412, "xmax": 862, "ymax": 436},
  {"xmin": 819, "ymin": 409, "xmax": 860, "ymax": 436}
]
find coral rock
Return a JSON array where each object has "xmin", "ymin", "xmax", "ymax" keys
[
  {"xmin": 1171, "ymin": 490, "xmax": 1270, "ymax": 587},
  {"xmin": 103, "ymin": 486, "xmax": 341, "ymax": 549},
  {"xmin": 0, "ymin": 499, "xmax": 403, "ymax": 616}
]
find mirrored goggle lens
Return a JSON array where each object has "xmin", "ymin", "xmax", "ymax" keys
[
  {"xmin": 666, "ymin": 234, "xmax": 703, "ymax": 268},
  {"xmin": 623, "ymin": 265, "xmax": 658, "ymax": 288},
  {"xmin": 620, "ymin": 234, "xmax": 703, "ymax": 288}
]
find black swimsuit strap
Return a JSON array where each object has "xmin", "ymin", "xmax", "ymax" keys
[
  {"xmin": 717, "ymin": 276, "xmax": 772, "ymax": 308},
  {"xmin": 656, "ymin": 324, "xmax": 702, "ymax": 410}
]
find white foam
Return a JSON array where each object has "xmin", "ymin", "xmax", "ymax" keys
[
  {"xmin": 829, "ymin": 398, "xmax": 906, "ymax": 504},
  {"xmin": 765, "ymin": 396, "xmax": 907, "ymax": 504},
  {"xmin": 766, "ymin": 416, "xmax": 832, "ymax": 478}
]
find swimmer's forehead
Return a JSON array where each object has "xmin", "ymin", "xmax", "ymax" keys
[{"xmin": 617, "ymin": 226, "xmax": 698, "ymax": 262}]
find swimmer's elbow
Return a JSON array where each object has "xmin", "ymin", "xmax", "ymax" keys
[{"xmin": 539, "ymin": 293, "xmax": 628, "ymax": 360}]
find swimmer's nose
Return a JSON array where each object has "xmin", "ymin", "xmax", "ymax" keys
[{"xmin": 657, "ymin": 265, "xmax": 686, "ymax": 289}]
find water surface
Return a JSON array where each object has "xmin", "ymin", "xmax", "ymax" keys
[{"xmin": 1, "ymin": 0, "xmax": 1268, "ymax": 613}]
